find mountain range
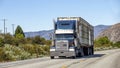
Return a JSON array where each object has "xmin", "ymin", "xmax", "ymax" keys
[
  {"xmin": 94, "ymin": 25, "xmax": 110, "ymax": 37},
  {"xmin": 24, "ymin": 30, "xmax": 53, "ymax": 40},
  {"xmin": 24, "ymin": 25, "xmax": 110, "ymax": 40},
  {"xmin": 98, "ymin": 23, "xmax": 120, "ymax": 43}
]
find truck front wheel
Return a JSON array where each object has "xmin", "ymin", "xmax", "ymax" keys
[
  {"xmin": 72, "ymin": 56, "xmax": 76, "ymax": 59},
  {"xmin": 51, "ymin": 56, "xmax": 54, "ymax": 59}
]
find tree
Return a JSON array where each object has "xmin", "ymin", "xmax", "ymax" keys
[
  {"xmin": 32, "ymin": 36, "xmax": 46, "ymax": 45},
  {"xmin": 97, "ymin": 36, "xmax": 110, "ymax": 45},
  {"xmin": 94, "ymin": 36, "xmax": 111, "ymax": 47},
  {"xmin": 15, "ymin": 25, "xmax": 25, "ymax": 39}
]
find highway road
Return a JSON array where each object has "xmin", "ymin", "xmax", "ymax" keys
[{"xmin": 0, "ymin": 49, "xmax": 120, "ymax": 68}]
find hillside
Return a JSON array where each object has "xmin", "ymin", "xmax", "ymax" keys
[
  {"xmin": 98, "ymin": 23, "xmax": 120, "ymax": 43},
  {"xmin": 94, "ymin": 25, "xmax": 110, "ymax": 37},
  {"xmin": 24, "ymin": 25, "xmax": 110, "ymax": 40},
  {"xmin": 24, "ymin": 30, "xmax": 53, "ymax": 40}
]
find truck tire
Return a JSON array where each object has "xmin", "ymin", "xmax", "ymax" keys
[
  {"xmin": 51, "ymin": 56, "xmax": 54, "ymax": 59},
  {"xmin": 83, "ymin": 47, "xmax": 89, "ymax": 56},
  {"xmin": 92, "ymin": 46, "xmax": 94, "ymax": 55},
  {"xmin": 72, "ymin": 56, "xmax": 76, "ymax": 59},
  {"xmin": 89, "ymin": 47, "xmax": 92, "ymax": 55},
  {"xmin": 80, "ymin": 47, "xmax": 84, "ymax": 57},
  {"xmin": 59, "ymin": 56, "xmax": 66, "ymax": 58},
  {"xmin": 78, "ymin": 52, "xmax": 81, "ymax": 57}
]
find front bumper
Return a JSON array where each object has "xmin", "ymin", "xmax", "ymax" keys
[{"xmin": 50, "ymin": 51, "xmax": 75, "ymax": 57}]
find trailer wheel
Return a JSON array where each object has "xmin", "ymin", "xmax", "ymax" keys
[
  {"xmin": 92, "ymin": 46, "xmax": 94, "ymax": 55},
  {"xmin": 72, "ymin": 56, "xmax": 76, "ymax": 59},
  {"xmin": 88, "ymin": 47, "xmax": 92, "ymax": 55},
  {"xmin": 51, "ymin": 56, "xmax": 54, "ymax": 59},
  {"xmin": 83, "ymin": 47, "xmax": 89, "ymax": 56},
  {"xmin": 78, "ymin": 52, "xmax": 81, "ymax": 57},
  {"xmin": 80, "ymin": 47, "xmax": 84, "ymax": 57}
]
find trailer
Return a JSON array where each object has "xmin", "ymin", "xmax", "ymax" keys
[{"xmin": 50, "ymin": 17, "xmax": 94, "ymax": 59}]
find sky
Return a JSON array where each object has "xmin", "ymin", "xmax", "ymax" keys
[{"xmin": 0, "ymin": 0, "xmax": 120, "ymax": 34}]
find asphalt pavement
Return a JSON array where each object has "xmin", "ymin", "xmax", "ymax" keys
[{"xmin": 0, "ymin": 49, "xmax": 120, "ymax": 68}]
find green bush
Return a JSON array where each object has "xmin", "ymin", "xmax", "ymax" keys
[
  {"xmin": 19, "ymin": 44, "xmax": 49, "ymax": 58},
  {"xmin": 45, "ymin": 40, "xmax": 51, "ymax": 46},
  {"xmin": 32, "ymin": 36, "xmax": 46, "ymax": 45},
  {"xmin": 0, "ymin": 44, "xmax": 50, "ymax": 62},
  {"xmin": 0, "ymin": 47, "xmax": 5, "ymax": 62},
  {"xmin": 3, "ymin": 44, "xmax": 31, "ymax": 61},
  {"xmin": 26, "ymin": 37, "xmax": 32, "ymax": 44},
  {"xmin": 4, "ymin": 33, "xmax": 14, "ymax": 45},
  {"xmin": 42, "ymin": 45, "xmax": 50, "ymax": 55},
  {"xmin": 94, "ymin": 36, "xmax": 120, "ymax": 51},
  {"xmin": 19, "ymin": 44, "xmax": 36, "ymax": 56},
  {"xmin": 94, "ymin": 36, "xmax": 112, "ymax": 47},
  {"xmin": 113, "ymin": 41, "xmax": 120, "ymax": 48},
  {"xmin": 0, "ymin": 30, "xmax": 51, "ymax": 62},
  {"xmin": 0, "ymin": 38, "xmax": 4, "ymax": 47}
]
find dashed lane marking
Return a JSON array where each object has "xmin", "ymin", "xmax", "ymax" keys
[
  {"xmin": 61, "ymin": 65, "xmax": 67, "ymax": 68},
  {"xmin": 80, "ymin": 59, "xmax": 86, "ymax": 62}
]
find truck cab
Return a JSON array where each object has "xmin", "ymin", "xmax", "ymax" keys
[{"xmin": 50, "ymin": 17, "xmax": 94, "ymax": 59}]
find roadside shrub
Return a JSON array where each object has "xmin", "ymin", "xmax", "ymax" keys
[
  {"xmin": 0, "ymin": 38, "xmax": 4, "ymax": 47},
  {"xmin": 113, "ymin": 41, "xmax": 120, "ymax": 48},
  {"xmin": 3, "ymin": 44, "xmax": 31, "ymax": 61},
  {"xmin": 32, "ymin": 36, "xmax": 46, "ymax": 45},
  {"xmin": 42, "ymin": 45, "xmax": 50, "ymax": 55},
  {"xmin": 45, "ymin": 40, "xmax": 51, "ymax": 46},
  {"xmin": 4, "ymin": 33, "xmax": 14, "ymax": 45},
  {"xmin": 34, "ymin": 45, "xmax": 46, "ymax": 57},
  {"xmin": 94, "ymin": 36, "xmax": 111, "ymax": 47},
  {"xmin": 18, "ymin": 38, "xmax": 27, "ymax": 44},
  {"xmin": 19, "ymin": 44, "xmax": 35, "ymax": 56},
  {"xmin": 0, "ymin": 47, "xmax": 5, "ymax": 62},
  {"xmin": 0, "ymin": 44, "xmax": 50, "ymax": 62},
  {"xmin": 26, "ymin": 37, "xmax": 32, "ymax": 44},
  {"xmin": 19, "ymin": 44, "xmax": 47, "ymax": 58},
  {"xmin": 0, "ymin": 32, "xmax": 51, "ymax": 62}
]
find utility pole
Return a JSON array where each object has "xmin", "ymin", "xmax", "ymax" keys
[
  {"xmin": 5, "ymin": 27, "xmax": 7, "ymax": 34},
  {"xmin": 1, "ymin": 19, "xmax": 7, "ymax": 37},
  {"xmin": 0, "ymin": 30, "xmax": 2, "ymax": 34},
  {"xmin": 1, "ymin": 19, "xmax": 7, "ymax": 45},
  {"xmin": 12, "ymin": 24, "xmax": 15, "ymax": 35}
]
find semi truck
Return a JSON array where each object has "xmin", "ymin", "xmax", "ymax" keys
[{"xmin": 50, "ymin": 17, "xmax": 94, "ymax": 59}]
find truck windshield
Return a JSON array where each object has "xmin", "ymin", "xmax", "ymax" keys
[
  {"xmin": 57, "ymin": 20, "xmax": 76, "ymax": 30},
  {"xmin": 55, "ymin": 34, "xmax": 74, "ymax": 40}
]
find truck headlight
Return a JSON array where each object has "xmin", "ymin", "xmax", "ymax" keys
[
  {"xmin": 50, "ymin": 48, "xmax": 55, "ymax": 51},
  {"xmin": 69, "ymin": 48, "xmax": 75, "ymax": 51}
]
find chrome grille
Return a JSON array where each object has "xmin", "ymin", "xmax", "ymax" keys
[{"xmin": 56, "ymin": 40, "xmax": 68, "ymax": 51}]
